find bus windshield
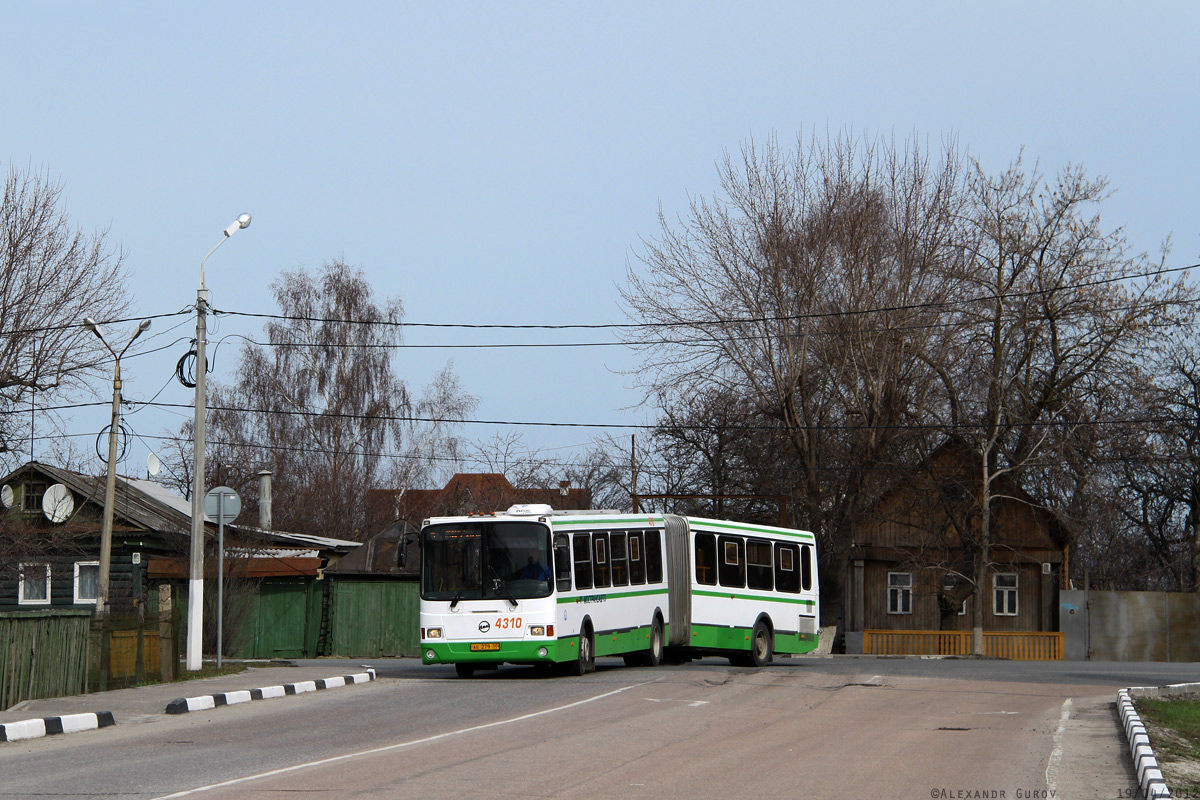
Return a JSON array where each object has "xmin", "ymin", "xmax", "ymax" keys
[{"xmin": 421, "ymin": 520, "xmax": 553, "ymax": 602}]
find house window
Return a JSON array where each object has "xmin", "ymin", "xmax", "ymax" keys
[
  {"xmin": 74, "ymin": 561, "xmax": 100, "ymax": 604},
  {"xmin": 19, "ymin": 563, "xmax": 51, "ymax": 605},
  {"xmin": 887, "ymin": 572, "xmax": 912, "ymax": 615},
  {"xmin": 993, "ymin": 573, "xmax": 1018, "ymax": 616},
  {"xmin": 22, "ymin": 482, "xmax": 47, "ymax": 512},
  {"xmin": 942, "ymin": 574, "xmax": 968, "ymax": 615}
]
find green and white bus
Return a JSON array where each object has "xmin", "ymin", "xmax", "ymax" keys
[{"xmin": 419, "ymin": 504, "xmax": 819, "ymax": 676}]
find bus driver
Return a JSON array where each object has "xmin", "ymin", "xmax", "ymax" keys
[{"xmin": 518, "ymin": 550, "xmax": 552, "ymax": 582}]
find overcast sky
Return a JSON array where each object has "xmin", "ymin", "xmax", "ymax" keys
[{"xmin": 2, "ymin": 2, "xmax": 1197, "ymax": 488}]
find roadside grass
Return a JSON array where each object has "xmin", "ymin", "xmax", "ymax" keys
[{"xmin": 1136, "ymin": 697, "xmax": 1200, "ymax": 795}]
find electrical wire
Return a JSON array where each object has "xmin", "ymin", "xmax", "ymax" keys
[{"xmin": 210, "ymin": 261, "xmax": 1200, "ymax": 332}]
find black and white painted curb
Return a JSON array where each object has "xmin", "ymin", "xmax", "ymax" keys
[
  {"xmin": 165, "ymin": 669, "xmax": 376, "ymax": 715},
  {"xmin": 0, "ymin": 711, "xmax": 116, "ymax": 742},
  {"xmin": 0, "ymin": 669, "xmax": 375, "ymax": 743},
  {"xmin": 1118, "ymin": 682, "xmax": 1200, "ymax": 799}
]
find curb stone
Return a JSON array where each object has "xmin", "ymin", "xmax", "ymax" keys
[
  {"xmin": 165, "ymin": 669, "xmax": 376, "ymax": 715},
  {"xmin": 0, "ymin": 711, "xmax": 116, "ymax": 742},
  {"xmin": 1118, "ymin": 684, "xmax": 1200, "ymax": 799},
  {"xmin": 0, "ymin": 669, "xmax": 376, "ymax": 743}
]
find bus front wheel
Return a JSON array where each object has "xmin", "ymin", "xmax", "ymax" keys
[
  {"xmin": 646, "ymin": 617, "xmax": 664, "ymax": 667},
  {"xmin": 568, "ymin": 627, "xmax": 595, "ymax": 676},
  {"xmin": 455, "ymin": 663, "xmax": 476, "ymax": 678}
]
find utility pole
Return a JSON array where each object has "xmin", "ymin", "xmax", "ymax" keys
[
  {"xmin": 84, "ymin": 317, "xmax": 151, "ymax": 614},
  {"xmin": 187, "ymin": 214, "xmax": 251, "ymax": 672}
]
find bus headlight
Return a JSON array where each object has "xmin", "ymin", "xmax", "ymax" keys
[
  {"xmin": 425, "ymin": 649, "xmax": 436, "ymax": 661},
  {"xmin": 528, "ymin": 625, "xmax": 545, "ymax": 636},
  {"xmin": 425, "ymin": 627, "xmax": 443, "ymax": 639},
  {"xmin": 537, "ymin": 647, "xmax": 548, "ymax": 658}
]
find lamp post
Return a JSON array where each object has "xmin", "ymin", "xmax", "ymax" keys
[
  {"xmin": 187, "ymin": 214, "xmax": 251, "ymax": 672},
  {"xmin": 84, "ymin": 317, "xmax": 152, "ymax": 614}
]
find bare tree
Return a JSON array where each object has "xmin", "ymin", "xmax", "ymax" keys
[
  {"xmin": 643, "ymin": 386, "xmax": 792, "ymax": 522},
  {"xmin": 466, "ymin": 432, "xmax": 556, "ymax": 489},
  {"xmin": 929, "ymin": 157, "xmax": 1196, "ymax": 651},
  {"xmin": 0, "ymin": 165, "xmax": 129, "ymax": 459},
  {"xmin": 622, "ymin": 131, "xmax": 965, "ymax": 620},
  {"xmin": 170, "ymin": 260, "xmax": 476, "ymax": 541}
]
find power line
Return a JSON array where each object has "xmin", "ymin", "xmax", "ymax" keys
[
  {"xmin": 15, "ymin": 426, "xmax": 1198, "ymax": 476},
  {"xmin": 6, "ymin": 396, "xmax": 1200, "ymax": 434},
  {"xmin": 209, "ymin": 260, "xmax": 1199, "ymax": 332},
  {"xmin": 1, "ymin": 310, "xmax": 193, "ymax": 338}
]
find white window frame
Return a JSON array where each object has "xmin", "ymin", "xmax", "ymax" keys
[
  {"xmin": 993, "ymin": 572, "xmax": 1018, "ymax": 616},
  {"xmin": 74, "ymin": 561, "xmax": 100, "ymax": 604},
  {"xmin": 18, "ymin": 562, "xmax": 51, "ymax": 605},
  {"xmin": 887, "ymin": 572, "xmax": 912, "ymax": 615}
]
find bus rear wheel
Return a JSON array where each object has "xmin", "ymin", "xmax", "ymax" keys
[{"xmin": 750, "ymin": 620, "xmax": 773, "ymax": 667}]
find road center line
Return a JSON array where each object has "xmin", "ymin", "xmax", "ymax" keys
[{"xmin": 150, "ymin": 681, "xmax": 654, "ymax": 799}]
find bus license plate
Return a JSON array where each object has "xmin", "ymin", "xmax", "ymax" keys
[{"xmin": 470, "ymin": 643, "xmax": 500, "ymax": 651}]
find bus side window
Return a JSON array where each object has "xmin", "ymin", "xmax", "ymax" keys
[
  {"xmin": 718, "ymin": 535, "xmax": 745, "ymax": 588},
  {"xmin": 645, "ymin": 529, "xmax": 663, "ymax": 583},
  {"xmin": 628, "ymin": 531, "xmax": 645, "ymax": 585},
  {"xmin": 747, "ymin": 538, "xmax": 773, "ymax": 590},
  {"xmin": 554, "ymin": 533, "xmax": 572, "ymax": 592},
  {"xmin": 573, "ymin": 533, "xmax": 593, "ymax": 590},
  {"xmin": 593, "ymin": 532, "xmax": 611, "ymax": 588},
  {"xmin": 800, "ymin": 544, "xmax": 813, "ymax": 591},
  {"xmin": 610, "ymin": 532, "xmax": 629, "ymax": 586},
  {"xmin": 775, "ymin": 543, "xmax": 800, "ymax": 593},
  {"xmin": 694, "ymin": 532, "xmax": 717, "ymax": 586}
]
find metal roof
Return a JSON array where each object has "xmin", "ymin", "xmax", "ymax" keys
[{"xmin": 1, "ymin": 461, "xmax": 359, "ymax": 553}]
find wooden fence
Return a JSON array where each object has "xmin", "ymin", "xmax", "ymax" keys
[
  {"xmin": 0, "ymin": 610, "xmax": 91, "ymax": 710},
  {"xmin": 92, "ymin": 613, "xmax": 172, "ymax": 691},
  {"xmin": 1, "ymin": 610, "xmax": 181, "ymax": 709},
  {"xmin": 863, "ymin": 629, "xmax": 1064, "ymax": 660}
]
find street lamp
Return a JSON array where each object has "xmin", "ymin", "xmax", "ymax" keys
[
  {"xmin": 187, "ymin": 213, "xmax": 251, "ymax": 672},
  {"xmin": 84, "ymin": 317, "xmax": 152, "ymax": 614}
]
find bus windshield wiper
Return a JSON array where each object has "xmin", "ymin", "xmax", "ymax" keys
[
  {"xmin": 488, "ymin": 565, "xmax": 519, "ymax": 610},
  {"xmin": 450, "ymin": 588, "xmax": 466, "ymax": 610}
]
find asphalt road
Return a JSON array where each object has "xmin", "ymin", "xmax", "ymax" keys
[{"xmin": 1, "ymin": 655, "xmax": 1191, "ymax": 799}]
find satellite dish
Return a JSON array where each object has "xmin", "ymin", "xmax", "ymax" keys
[
  {"xmin": 147, "ymin": 452, "xmax": 161, "ymax": 477},
  {"xmin": 0, "ymin": 484, "xmax": 13, "ymax": 509},
  {"xmin": 42, "ymin": 483, "xmax": 74, "ymax": 523}
]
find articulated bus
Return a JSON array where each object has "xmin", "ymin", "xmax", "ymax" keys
[{"xmin": 419, "ymin": 504, "xmax": 819, "ymax": 676}]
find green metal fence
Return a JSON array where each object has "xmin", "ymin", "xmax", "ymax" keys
[
  {"xmin": 328, "ymin": 580, "xmax": 419, "ymax": 657},
  {"xmin": 0, "ymin": 610, "xmax": 91, "ymax": 710}
]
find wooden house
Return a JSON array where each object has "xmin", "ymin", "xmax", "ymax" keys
[
  {"xmin": 843, "ymin": 442, "xmax": 1068, "ymax": 651},
  {"xmin": 0, "ymin": 462, "xmax": 358, "ymax": 659}
]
